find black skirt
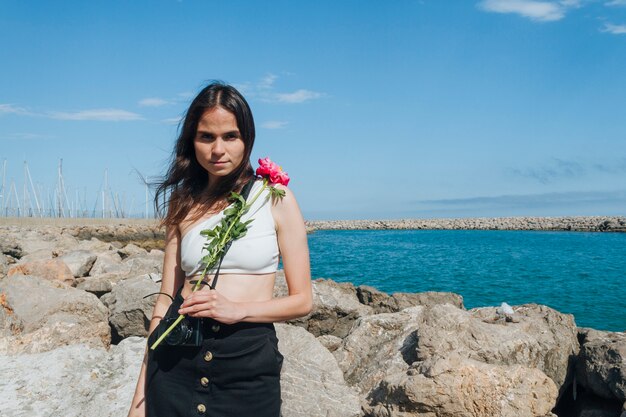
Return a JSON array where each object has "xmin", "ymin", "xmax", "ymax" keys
[{"xmin": 145, "ymin": 288, "xmax": 284, "ymax": 417}]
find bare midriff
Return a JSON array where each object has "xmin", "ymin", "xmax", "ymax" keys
[{"xmin": 181, "ymin": 272, "xmax": 276, "ymax": 302}]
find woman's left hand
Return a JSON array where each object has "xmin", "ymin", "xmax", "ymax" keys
[{"xmin": 178, "ymin": 289, "xmax": 245, "ymax": 324}]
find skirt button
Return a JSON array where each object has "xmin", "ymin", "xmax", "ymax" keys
[
  {"xmin": 211, "ymin": 323, "xmax": 220, "ymax": 332},
  {"xmin": 197, "ymin": 403, "xmax": 206, "ymax": 414},
  {"xmin": 200, "ymin": 376, "xmax": 209, "ymax": 387},
  {"xmin": 204, "ymin": 351, "xmax": 213, "ymax": 362}
]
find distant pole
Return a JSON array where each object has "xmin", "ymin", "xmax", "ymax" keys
[
  {"xmin": 0, "ymin": 159, "xmax": 6, "ymax": 216},
  {"xmin": 25, "ymin": 162, "xmax": 41, "ymax": 217},
  {"xmin": 103, "ymin": 169, "xmax": 108, "ymax": 218}
]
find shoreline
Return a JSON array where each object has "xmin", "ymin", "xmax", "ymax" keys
[{"xmin": 0, "ymin": 215, "xmax": 624, "ymax": 236}]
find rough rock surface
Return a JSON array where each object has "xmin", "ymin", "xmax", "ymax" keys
[
  {"xmin": 357, "ymin": 284, "xmax": 464, "ymax": 313},
  {"xmin": 58, "ymin": 249, "xmax": 97, "ymax": 277},
  {"xmin": 335, "ymin": 302, "xmax": 578, "ymax": 416},
  {"xmin": 364, "ymin": 352, "xmax": 558, "ymax": 417},
  {"xmin": 100, "ymin": 275, "xmax": 160, "ymax": 339},
  {"xmin": 577, "ymin": 327, "xmax": 626, "ymax": 402},
  {"xmin": 276, "ymin": 277, "xmax": 372, "ymax": 338},
  {"xmin": 276, "ymin": 323, "xmax": 361, "ymax": 417},
  {"xmin": 7, "ymin": 258, "xmax": 75, "ymax": 286},
  {"xmin": 89, "ymin": 250, "xmax": 131, "ymax": 276},
  {"xmin": 0, "ymin": 275, "xmax": 110, "ymax": 354},
  {"xmin": 0, "ymin": 337, "xmax": 145, "ymax": 417}
]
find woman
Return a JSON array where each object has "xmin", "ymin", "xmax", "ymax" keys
[{"xmin": 127, "ymin": 81, "xmax": 313, "ymax": 417}]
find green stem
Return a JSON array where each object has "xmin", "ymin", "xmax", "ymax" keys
[{"xmin": 149, "ymin": 178, "xmax": 270, "ymax": 350}]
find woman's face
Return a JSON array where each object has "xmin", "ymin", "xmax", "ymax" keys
[{"xmin": 194, "ymin": 106, "xmax": 245, "ymax": 184}]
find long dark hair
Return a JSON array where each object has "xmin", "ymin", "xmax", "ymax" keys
[{"xmin": 153, "ymin": 81, "xmax": 255, "ymax": 228}]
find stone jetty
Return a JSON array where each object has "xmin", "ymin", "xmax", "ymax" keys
[
  {"xmin": 307, "ymin": 215, "xmax": 626, "ymax": 233},
  {"xmin": 0, "ymin": 223, "xmax": 624, "ymax": 417}
]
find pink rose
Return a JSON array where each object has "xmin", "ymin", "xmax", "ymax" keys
[{"xmin": 256, "ymin": 157, "xmax": 290, "ymax": 186}]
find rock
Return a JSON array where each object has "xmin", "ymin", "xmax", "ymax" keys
[
  {"xmin": 363, "ymin": 352, "xmax": 558, "ymax": 417},
  {"xmin": 317, "ymin": 334, "xmax": 343, "ymax": 352},
  {"xmin": 100, "ymin": 275, "xmax": 160, "ymax": 339},
  {"xmin": 356, "ymin": 285, "xmax": 397, "ymax": 313},
  {"xmin": 0, "ymin": 253, "xmax": 14, "ymax": 279},
  {"xmin": 577, "ymin": 327, "xmax": 626, "ymax": 402},
  {"xmin": 75, "ymin": 237, "xmax": 115, "ymax": 253},
  {"xmin": 0, "ymin": 274, "xmax": 110, "ymax": 354},
  {"xmin": 356, "ymin": 285, "xmax": 464, "ymax": 313},
  {"xmin": 392, "ymin": 291, "xmax": 464, "ymax": 310},
  {"xmin": 276, "ymin": 323, "xmax": 361, "ymax": 417},
  {"xmin": 89, "ymin": 250, "xmax": 131, "ymax": 276},
  {"xmin": 58, "ymin": 250, "xmax": 97, "ymax": 277},
  {"xmin": 428, "ymin": 303, "xmax": 579, "ymax": 397},
  {"xmin": 334, "ymin": 306, "xmax": 425, "ymax": 393},
  {"xmin": 0, "ymin": 234, "xmax": 23, "ymax": 258},
  {"xmin": 0, "ymin": 337, "xmax": 145, "ymax": 417},
  {"xmin": 117, "ymin": 243, "xmax": 148, "ymax": 259},
  {"xmin": 336, "ymin": 302, "xmax": 578, "ymax": 415},
  {"xmin": 289, "ymin": 278, "xmax": 373, "ymax": 338},
  {"xmin": 7, "ymin": 258, "xmax": 75, "ymax": 286},
  {"xmin": 122, "ymin": 254, "xmax": 163, "ymax": 276}
]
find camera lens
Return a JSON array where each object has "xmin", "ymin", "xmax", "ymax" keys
[{"xmin": 165, "ymin": 318, "xmax": 193, "ymax": 345}]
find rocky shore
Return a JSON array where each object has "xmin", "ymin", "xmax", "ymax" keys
[{"xmin": 1, "ymin": 224, "xmax": 625, "ymax": 417}]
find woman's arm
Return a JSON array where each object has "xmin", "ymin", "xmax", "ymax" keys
[
  {"xmin": 178, "ymin": 185, "xmax": 313, "ymax": 323},
  {"xmin": 127, "ymin": 224, "xmax": 186, "ymax": 417}
]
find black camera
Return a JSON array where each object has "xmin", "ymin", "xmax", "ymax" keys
[{"xmin": 149, "ymin": 312, "xmax": 204, "ymax": 348}]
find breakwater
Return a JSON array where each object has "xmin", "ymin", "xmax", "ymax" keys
[{"xmin": 306, "ymin": 215, "xmax": 626, "ymax": 232}]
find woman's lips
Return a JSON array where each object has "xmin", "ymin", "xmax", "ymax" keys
[{"xmin": 210, "ymin": 161, "xmax": 228, "ymax": 165}]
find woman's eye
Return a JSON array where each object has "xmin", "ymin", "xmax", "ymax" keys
[
  {"xmin": 225, "ymin": 133, "xmax": 240, "ymax": 140},
  {"xmin": 200, "ymin": 134, "xmax": 214, "ymax": 141}
]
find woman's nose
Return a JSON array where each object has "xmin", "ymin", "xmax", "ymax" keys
[{"xmin": 212, "ymin": 138, "xmax": 225, "ymax": 155}]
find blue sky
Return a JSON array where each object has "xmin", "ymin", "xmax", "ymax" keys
[{"xmin": 1, "ymin": 0, "xmax": 625, "ymax": 220}]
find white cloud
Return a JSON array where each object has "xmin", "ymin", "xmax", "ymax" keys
[
  {"xmin": 261, "ymin": 120, "xmax": 288, "ymax": 129},
  {"xmin": 274, "ymin": 89, "xmax": 324, "ymax": 103},
  {"xmin": 477, "ymin": 0, "xmax": 566, "ymax": 21},
  {"xmin": 0, "ymin": 132, "xmax": 48, "ymax": 140},
  {"xmin": 161, "ymin": 117, "xmax": 182, "ymax": 125},
  {"xmin": 0, "ymin": 104, "xmax": 30, "ymax": 115},
  {"xmin": 177, "ymin": 91, "xmax": 194, "ymax": 99},
  {"xmin": 601, "ymin": 22, "xmax": 626, "ymax": 34},
  {"xmin": 139, "ymin": 97, "xmax": 170, "ymax": 107},
  {"xmin": 258, "ymin": 74, "xmax": 278, "ymax": 90},
  {"xmin": 606, "ymin": 0, "xmax": 626, "ymax": 6},
  {"xmin": 48, "ymin": 109, "xmax": 143, "ymax": 121}
]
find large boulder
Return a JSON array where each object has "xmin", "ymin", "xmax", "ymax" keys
[
  {"xmin": 58, "ymin": 249, "xmax": 97, "ymax": 277},
  {"xmin": 0, "ymin": 336, "xmax": 145, "ymax": 417},
  {"xmin": 276, "ymin": 276, "xmax": 372, "ymax": 338},
  {"xmin": 576, "ymin": 328, "xmax": 626, "ymax": 402},
  {"xmin": 89, "ymin": 250, "xmax": 132, "ymax": 276},
  {"xmin": 364, "ymin": 353, "xmax": 558, "ymax": 417},
  {"xmin": 117, "ymin": 243, "xmax": 148, "ymax": 259},
  {"xmin": 356, "ymin": 285, "xmax": 464, "ymax": 313},
  {"xmin": 7, "ymin": 258, "xmax": 75, "ymax": 286},
  {"xmin": 0, "ymin": 234, "xmax": 23, "ymax": 259},
  {"xmin": 335, "ymin": 302, "xmax": 577, "ymax": 416},
  {"xmin": 122, "ymin": 253, "xmax": 163, "ymax": 276},
  {"xmin": 0, "ymin": 274, "xmax": 110, "ymax": 354},
  {"xmin": 100, "ymin": 275, "xmax": 160, "ymax": 339},
  {"xmin": 276, "ymin": 323, "xmax": 361, "ymax": 417},
  {"xmin": 427, "ymin": 303, "xmax": 579, "ymax": 397}
]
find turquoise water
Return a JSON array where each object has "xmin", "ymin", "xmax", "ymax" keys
[{"xmin": 306, "ymin": 230, "xmax": 626, "ymax": 332}]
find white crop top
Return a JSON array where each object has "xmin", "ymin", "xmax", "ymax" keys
[{"xmin": 180, "ymin": 180, "xmax": 280, "ymax": 277}]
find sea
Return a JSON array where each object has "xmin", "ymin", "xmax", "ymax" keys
[{"xmin": 305, "ymin": 229, "xmax": 626, "ymax": 332}]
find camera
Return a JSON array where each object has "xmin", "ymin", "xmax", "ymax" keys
[{"xmin": 149, "ymin": 313, "xmax": 204, "ymax": 348}]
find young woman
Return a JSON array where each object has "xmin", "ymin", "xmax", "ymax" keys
[{"xmin": 127, "ymin": 82, "xmax": 313, "ymax": 417}]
